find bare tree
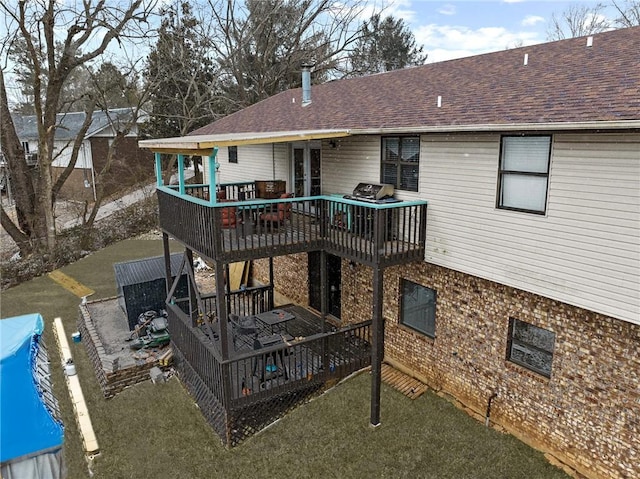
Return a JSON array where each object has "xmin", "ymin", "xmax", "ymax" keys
[
  {"xmin": 0, "ymin": 0, "xmax": 157, "ymax": 256},
  {"xmin": 207, "ymin": 0, "xmax": 367, "ymax": 113},
  {"xmin": 612, "ymin": 0, "xmax": 640, "ymax": 26},
  {"xmin": 547, "ymin": 3, "xmax": 611, "ymax": 40}
]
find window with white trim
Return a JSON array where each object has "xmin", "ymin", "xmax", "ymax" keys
[
  {"xmin": 382, "ymin": 136, "xmax": 419, "ymax": 192},
  {"xmin": 497, "ymin": 135, "xmax": 551, "ymax": 214},
  {"xmin": 507, "ymin": 318, "xmax": 555, "ymax": 377}
]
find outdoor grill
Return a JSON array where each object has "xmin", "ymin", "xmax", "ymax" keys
[{"xmin": 343, "ymin": 183, "xmax": 398, "ymax": 204}]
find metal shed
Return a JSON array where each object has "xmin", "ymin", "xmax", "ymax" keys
[{"xmin": 114, "ymin": 253, "xmax": 189, "ymax": 330}]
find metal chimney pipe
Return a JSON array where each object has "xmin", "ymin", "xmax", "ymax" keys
[{"xmin": 301, "ymin": 63, "xmax": 312, "ymax": 105}]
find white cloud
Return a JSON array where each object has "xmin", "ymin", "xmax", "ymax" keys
[
  {"xmin": 414, "ymin": 24, "xmax": 542, "ymax": 63},
  {"xmin": 522, "ymin": 15, "xmax": 545, "ymax": 26},
  {"xmin": 437, "ymin": 4, "xmax": 456, "ymax": 16},
  {"xmin": 358, "ymin": 0, "xmax": 417, "ymax": 23}
]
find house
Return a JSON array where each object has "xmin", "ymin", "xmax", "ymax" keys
[
  {"xmin": 13, "ymin": 108, "xmax": 153, "ymax": 200},
  {"xmin": 139, "ymin": 27, "xmax": 639, "ymax": 478}
]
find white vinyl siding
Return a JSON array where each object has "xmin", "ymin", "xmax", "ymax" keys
[
  {"xmin": 204, "ymin": 143, "xmax": 289, "ymax": 189},
  {"xmin": 423, "ymin": 133, "xmax": 640, "ymax": 325},
  {"xmin": 50, "ymin": 140, "xmax": 92, "ymax": 169},
  {"xmin": 321, "ymin": 136, "xmax": 380, "ymax": 194}
]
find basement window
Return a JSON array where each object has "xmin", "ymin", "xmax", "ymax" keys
[
  {"xmin": 497, "ymin": 135, "xmax": 551, "ymax": 214},
  {"xmin": 400, "ymin": 279, "xmax": 436, "ymax": 337},
  {"xmin": 507, "ymin": 318, "xmax": 555, "ymax": 377}
]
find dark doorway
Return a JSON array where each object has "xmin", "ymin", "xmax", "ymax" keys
[{"xmin": 308, "ymin": 252, "xmax": 342, "ymax": 320}]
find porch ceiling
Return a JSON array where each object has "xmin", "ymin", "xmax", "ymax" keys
[{"xmin": 138, "ymin": 129, "xmax": 352, "ymax": 154}]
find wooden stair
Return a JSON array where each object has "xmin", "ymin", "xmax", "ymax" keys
[{"xmin": 381, "ymin": 363, "xmax": 428, "ymax": 400}]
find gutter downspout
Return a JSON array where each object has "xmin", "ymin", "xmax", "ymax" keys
[{"xmin": 485, "ymin": 392, "xmax": 498, "ymax": 427}]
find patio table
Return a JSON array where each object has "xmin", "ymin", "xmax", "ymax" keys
[{"xmin": 255, "ymin": 309, "xmax": 295, "ymax": 334}]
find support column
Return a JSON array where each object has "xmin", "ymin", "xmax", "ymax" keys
[
  {"xmin": 320, "ymin": 250, "xmax": 327, "ymax": 333},
  {"xmin": 185, "ymin": 249, "xmax": 197, "ymax": 326},
  {"xmin": 370, "ymin": 265, "xmax": 384, "ymax": 427},
  {"xmin": 208, "ymin": 149, "xmax": 218, "ymax": 205},
  {"xmin": 177, "ymin": 154, "xmax": 185, "ymax": 195},
  {"xmin": 268, "ymin": 257, "xmax": 275, "ymax": 310},
  {"xmin": 155, "ymin": 153, "xmax": 163, "ymax": 187},
  {"xmin": 162, "ymin": 233, "xmax": 172, "ymax": 297},
  {"xmin": 215, "ymin": 260, "xmax": 230, "ymax": 360}
]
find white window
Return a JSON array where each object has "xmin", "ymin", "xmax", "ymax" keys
[{"xmin": 497, "ymin": 136, "xmax": 551, "ymax": 214}]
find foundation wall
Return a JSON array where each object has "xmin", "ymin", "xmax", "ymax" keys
[
  {"xmin": 78, "ymin": 302, "xmax": 168, "ymax": 398},
  {"xmin": 254, "ymin": 253, "xmax": 639, "ymax": 479}
]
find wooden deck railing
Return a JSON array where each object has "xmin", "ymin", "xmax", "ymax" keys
[
  {"xmin": 158, "ymin": 186, "xmax": 427, "ymax": 266},
  {"xmin": 226, "ymin": 321, "xmax": 372, "ymax": 407},
  {"xmin": 166, "ymin": 299, "xmax": 372, "ymax": 440},
  {"xmin": 198, "ymin": 285, "xmax": 274, "ymax": 320}
]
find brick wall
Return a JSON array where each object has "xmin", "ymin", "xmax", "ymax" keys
[
  {"xmin": 90, "ymin": 137, "xmax": 154, "ymax": 197},
  {"xmin": 78, "ymin": 302, "xmax": 167, "ymax": 398},
  {"xmin": 51, "ymin": 167, "xmax": 95, "ymax": 200},
  {"xmin": 255, "ymin": 253, "xmax": 639, "ymax": 479},
  {"xmin": 253, "ymin": 254, "xmax": 310, "ymax": 306}
]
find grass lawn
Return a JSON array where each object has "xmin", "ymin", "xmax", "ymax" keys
[{"xmin": 0, "ymin": 238, "xmax": 569, "ymax": 479}]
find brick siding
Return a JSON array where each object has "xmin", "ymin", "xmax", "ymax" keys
[
  {"xmin": 255, "ymin": 254, "xmax": 639, "ymax": 479},
  {"xmin": 78, "ymin": 300, "xmax": 168, "ymax": 398}
]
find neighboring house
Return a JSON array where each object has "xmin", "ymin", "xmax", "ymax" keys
[
  {"xmin": 140, "ymin": 27, "xmax": 639, "ymax": 479},
  {"xmin": 13, "ymin": 108, "xmax": 153, "ymax": 200}
]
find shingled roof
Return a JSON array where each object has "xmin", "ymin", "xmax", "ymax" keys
[
  {"xmin": 191, "ymin": 26, "xmax": 640, "ymax": 137},
  {"xmin": 14, "ymin": 108, "xmax": 143, "ymax": 141}
]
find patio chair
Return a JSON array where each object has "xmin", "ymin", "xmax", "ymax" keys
[
  {"xmin": 259, "ymin": 193, "xmax": 293, "ymax": 229},
  {"xmin": 229, "ymin": 313, "xmax": 259, "ymax": 347},
  {"xmin": 219, "ymin": 201, "xmax": 237, "ymax": 228}
]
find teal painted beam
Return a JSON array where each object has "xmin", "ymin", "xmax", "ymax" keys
[
  {"xmin": 208, "ymin": 148, "xmax": 219, "ymax": 205},
  {"xmin": 154, "ymin": 152, "xmax": 163, "ymax": 187},
  {"xmin": 177, "ymin": 154, "xmax": 186, "ymax": 195}
]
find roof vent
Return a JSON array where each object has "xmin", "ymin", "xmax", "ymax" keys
[
  {"xmin": 301, "ymin": 63, "xmax": 313, "ymax": 105},
  {"xmin": 523, "ymin": 53, "xmax": 528, "ymax": 66},
  {"xmin": 586, "ymin": 36, "xmax": 593, "ymax": 47}
]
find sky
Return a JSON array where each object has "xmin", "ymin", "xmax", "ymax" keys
[{"xmin": 376, "ymin": 0, "xmax": 622, "ymax": 63}]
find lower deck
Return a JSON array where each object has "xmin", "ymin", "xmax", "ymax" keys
[
  {"xmin": 167, "ymin": 301, "xmax": 372, "ymax": 445},
  {"xmin": 199, "ymin": 304, "xmax": 370, "ymax": 400}
]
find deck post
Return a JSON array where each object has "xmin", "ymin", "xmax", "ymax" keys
[
  {"xmin": 162, "ymin": 233, "xmax": 171, "ymax": 297},
  {"xmin": 154, "ymin": 152, "xmax": 163, "ymax": 187},
  {"xmin": 225, "ymin": 264, "xmax": 232, "ymax": 317},
  {"xmin": 208, "ymin": 148, "xmax": 218, "ymax": 205},
  {"xmin": 370, "ymin": 265, "xmax": 384, "ymax": 427},
  {"xmin": 186, "ymin": 249, "xmax": 198, "ymax": 327},
  {"xmin": 268, "ymin": 257, "xmax": 275, "ymax": 310},
  {"xmin": 215, "ymin": 260, "xmax": 230, "ymax": 361},
  {"xmin": 177, "ymin": 154, "xmax": 186, "ymax": 195},
  {"xmin": 320, "ymin": 250, "xmax": 327, "ymax": 333}
]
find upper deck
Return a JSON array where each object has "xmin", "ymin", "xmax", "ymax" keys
[{"xmin": 157, "ymin": 183, "xmax": 427, "ymax": 267}]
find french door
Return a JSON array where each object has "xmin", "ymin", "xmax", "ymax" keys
[
  {"xmin": 308, "ymin": 252, "xmax": 342, "ymax": 320},
  {"xmin": 292, "ymin": 142, "xmax": 321, "ymax": 197}
]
